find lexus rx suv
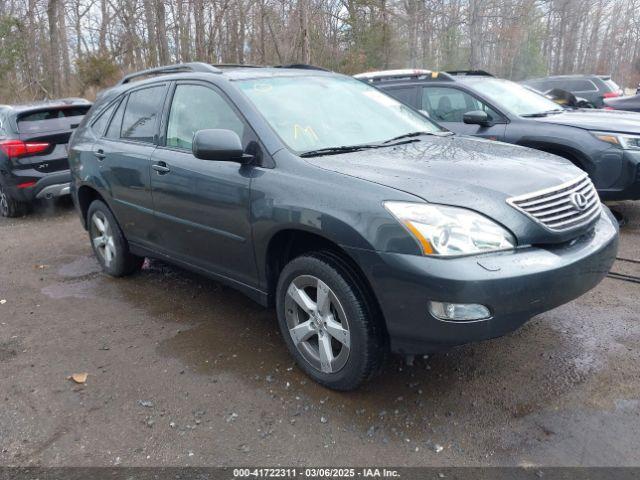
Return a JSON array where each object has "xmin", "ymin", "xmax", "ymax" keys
[
  {"xmin": 356, "ymin": 69, "xmax": 640, "ymax": 201},
  {"xmin": 0, "ymin": 99, "xmax": 91, "ymax": 217},
  {"xmin": 69, "ymin": 63, "xmax": 618, "ymax": 390}
]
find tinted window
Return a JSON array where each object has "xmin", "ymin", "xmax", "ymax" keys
[
  {"xmin": 17, "ymin": 106, "xmax": 90, "ymax": 133},
  {"xmin": 421, "ymin": 87, "xmax": 500, "ymax": 122},
  {"xmin": 384, "ymin": 87, "xmax": 417, "ymax": 107},
  {"xmin": 105, "ymin": 98, "xmax": 126, "ymax": 139},
  {"xmin": 166, "ymin": 84, "xmax": 245, "ymax": 151},
  {"xmin": 564, "ymin": 79, "xmax": 598, "ymax": 92},
  {"xmin": 120, "ymin": 85, "xmax": 165, "ymax": 143},
  {"xmin": 91, "ymin": 101, "xmax": 118, "ymax": 136}
]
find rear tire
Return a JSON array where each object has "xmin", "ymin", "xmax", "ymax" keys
[
  {"xmin": 0, "ymin": 182, "xmax": 28, "ymax": 218},
  {"xmin": 87, "ymin": 200, "xmax": 144, "ymax": 277},
  {"xmin": 276, "ymin": 252, "xmax": 386, "ymax": 390}
]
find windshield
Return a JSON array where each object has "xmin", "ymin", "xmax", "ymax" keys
[
  {"xmin": 237, "ymin": 75, "xmax": 442, "ymax": 153},
  {"xmin": 470, "ymin": 78, "xmax": 563, "ymax": 116}
]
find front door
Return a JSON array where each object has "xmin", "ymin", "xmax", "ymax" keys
[
  {"xmin": 421, "ymin": 86, "xmax": 507, "ymax": 141},
  {"xmin": 149, "ymin": 81, "xmax": 257, "ymax": 286}
]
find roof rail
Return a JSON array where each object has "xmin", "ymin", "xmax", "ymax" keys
[
  {"xmin": 273, "ymin": 64, "xmax": 330, "ymax": 71},
  {"xmin": 212, "ymin": 63, "xmax": 262, "ymax": 68},
  {"xmin": 117, "ymin": 62, "xmax": 222, "ymax": 85},
  {"xmin": 354, "ymin": 69, "xmax": 453, "ymax": 82},
  {"xmin": 446, "ymin": 70, "xmax": 494, "ymax": 77}
]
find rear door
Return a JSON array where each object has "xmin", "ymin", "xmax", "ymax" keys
[
  {"xmin": 420, "ymin": 86, "xmax": 507, "ymax": 140},
  {"xmin": 149, "ymin": 81, "xmax": 257, "ymax": 285},
  {"xmin": 15, "ymin": 105, "xmax": 90, "ymax": 175},
  {"xmin": 93, "ymin": 83, "xmax": 168, "ymax": 245}
]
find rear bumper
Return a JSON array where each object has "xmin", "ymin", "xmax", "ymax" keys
[
  {"xmin": 3, "ymin": 170, "xmax": 72, "ymax": 202},
  {"xmin": 345, "ymin": 208, "xmax": 619, "ymax": 355}
]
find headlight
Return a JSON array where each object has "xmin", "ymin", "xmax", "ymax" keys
[
  {"xmin": 384, "ymin": 202, "xmax": 516, "ymax": 257},
  {"xmin": 592, "ymin": 132, "xmax": 640, "ymax": 150}
]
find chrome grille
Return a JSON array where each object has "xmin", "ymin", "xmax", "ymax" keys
[{"xmin": 507, "ymin": 175, "xmax": 601, "ymax": 231}]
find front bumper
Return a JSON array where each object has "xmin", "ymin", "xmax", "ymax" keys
[
  {"xmin": 595, "ymin": 150, "xmax": 640, "ymax": 201},
  {"xmin": 345, "ymin": 208, "xmax": 619, "ymax": 355}
]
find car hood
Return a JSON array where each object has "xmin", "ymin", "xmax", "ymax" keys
[
  {"xmin": 304, "ymin": 135, "xmax": 591, "ymax": 244},
  {"xmin": 531, "ymin": 109, "xmax": 640, "ymax": 134}
]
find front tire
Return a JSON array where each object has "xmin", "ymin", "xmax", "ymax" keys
[
  {"xmin": 276, "ymin": 252, "xmax": 386, "ymax": 390},
  {"xmin": 87, "ymin": 200, "xmax": 144, "ymax": 277}
]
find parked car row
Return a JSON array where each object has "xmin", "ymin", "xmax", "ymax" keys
[
  {"xmin": 355, "ymin": 69, "xmax": 640, "ymax": 202},
  {"xmin": 1, "ymin": 63, "xmax": 635, "ymax": 389}
]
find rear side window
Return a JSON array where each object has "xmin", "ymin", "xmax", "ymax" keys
[
  {"xmin": 120, "ymin": 85, "xmax": 165, "ymax": 143},
  {"xmin": 384, "ymin": 87, "xmax": 417, "ymax": 107},
  {"xmin": 91, "ymin": 101, "xmax": 119, "ymax": 136},
  {"xmin": 564, "ymin": 79, "xmax": 598, "ymax": 92},
  {"xmin": 17, "ymin": 106, "xmax": 90, "ymax": 133}
]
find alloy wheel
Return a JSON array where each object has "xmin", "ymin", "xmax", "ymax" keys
[
  {"xmin": 284, "ymin": 274, "xmax": 351, "ymax": 374},
  {"xmin": 90, "ymin": 211, "xmax": 116, "ymax": 267},
  {"xmin": 0, "ymin": 185, "xmax": 8, "ymax": 217}
]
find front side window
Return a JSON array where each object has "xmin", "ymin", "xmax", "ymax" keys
[
  {"xmin": 120, "ymin": 85, "xmax": 165, "ymax": 143},
  {"xmin": 470, "ymin": 78, "xmax": 564, "ymax": 116},
  {"xmin": 421, "ymin": 87, "xmax": 500, "ymax": 123},
  {"xmin": 166, "ymin": 84, "xmax": 245, "ymax": 151},
  {"xmin": 237, "ymin": 75, "xmax": 441, "ymax": 153}
]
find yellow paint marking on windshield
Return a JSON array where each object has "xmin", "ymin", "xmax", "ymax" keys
[
  {"xmin": 253, "ymin": 83, "xmax": 272, "ymax": 92},
  {"xmin": 294, "ymin": 125, "xmax": 319, "ymax": 141}
]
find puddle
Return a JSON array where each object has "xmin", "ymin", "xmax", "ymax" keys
[
  {"xmin": 57, "ymin": 256, "xmax": 102, "ymax": 278},
  {"xmin": 41, "ymin": 278, "xmax": 100, "ymax": 299}
]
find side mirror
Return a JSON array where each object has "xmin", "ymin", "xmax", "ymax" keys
[
  {"xmin": 192, "ymin": 129, "xmax": 251, "ymax": 163},
  {"xmin": 463, "ymin": 110, "xmax": 492, "ymax": 127}
]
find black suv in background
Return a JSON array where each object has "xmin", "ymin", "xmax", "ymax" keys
[
  {"xmin": 522, "ymin": 74, "xmax": 624, "ymax": 107},
  {"xmin": 69, "ymin": 63, "xmax": 617, "ymax": 390},
  {"xmin": 356, "ymin": 69, "xmax": 640, "ymax": 201},
  {"xmin": 0, "ymin": 99, "xmax": 91, "ymax": 217}
]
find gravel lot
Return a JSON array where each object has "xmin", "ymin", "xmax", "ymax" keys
[{"xmin": 0, "ymin": 199, "xmax": 639, "ymax": 467}]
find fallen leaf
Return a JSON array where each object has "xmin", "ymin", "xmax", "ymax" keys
[
  {"xmin": 69, "ymin": 373, "xmax": 88, "ymax": 384},
  {"xmin": 0, "ymin": 300, "xmax": 6, "ymax": 305},
  {"xmin": 34, "ymin": 264, "xmax": 49, "ymax": 270}
]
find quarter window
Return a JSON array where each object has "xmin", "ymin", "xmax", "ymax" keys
[
  {"xmin": 166, "ymin": 84, "xmax": 245, "ymax": 151},
  {"xmin": 91, "ymin": 101, "xmax": 118, "ymax": 136},
  {"xmin": 421, "ymin": 87, "xmax": 500, "ymax": 123},
  {"xmin": 120, "ymin": 85, "xmax": 165, "ymax": 143},
  {"xmin": 105, "ymin": 98, "xmax": 126, "ymax": 139}
]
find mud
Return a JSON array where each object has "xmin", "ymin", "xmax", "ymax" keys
[{"xmin": 0, "ymin": 199, "xmax": 639, "ymax": 466}]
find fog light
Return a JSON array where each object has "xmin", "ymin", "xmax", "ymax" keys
[{"xmin": 429, "ymin": 301, "xmax": 491, "ymax": 321}]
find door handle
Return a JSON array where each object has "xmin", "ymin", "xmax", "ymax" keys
[
  {"xmin": 94, "ymin": 149, "xmax": 106, "ymax": 160},
  {"xmin": 152, "ymin": 162, "xmax": 171, "ymax": 175}
]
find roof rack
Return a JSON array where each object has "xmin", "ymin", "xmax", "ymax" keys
[
  {"xmin": 354, "ymin": 69, "xmax": 453, "ymax": 82},
  {"xmin": 273, "ymin": 64, "xmax": 330, "ymax": 71},
  {"xmin": 117, "ymin": 62, "xmax": 222, "ymax": 85},
  {"xmin": 212, "ymin": 63, "xmax": 263, "ymax": 68},
  {"xmin": 446, "ymin": 70, "xmax": 494, "ymax": 77}
]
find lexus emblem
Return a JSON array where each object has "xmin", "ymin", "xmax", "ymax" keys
[{"xmin": 570, "ymin": 192, "xmax": 589, "ymax": 211}]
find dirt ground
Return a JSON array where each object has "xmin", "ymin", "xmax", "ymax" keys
[{"xmin": 0, "ymin": 199, "xmax": 639, "ymax": 467}]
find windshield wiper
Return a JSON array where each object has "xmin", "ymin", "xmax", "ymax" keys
[
  {"xmin": 300, "ymin": 144, "xmax": 380, "ymax": 157},
  {"xmin": 382, "ymin": 131, "xmax": 431, "ymax": 144},
  {"xmin": 521, "ymin": 110, "xmax": 564, "ymax": 118}
]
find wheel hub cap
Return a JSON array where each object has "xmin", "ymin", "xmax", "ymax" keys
[
  {"xmin": 284, "ymin": 275, "xmax": 351, "ymax": 374},
  {"xmin": 89, "ymin": 212, "xmax": 116, "ymax": 267}
]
